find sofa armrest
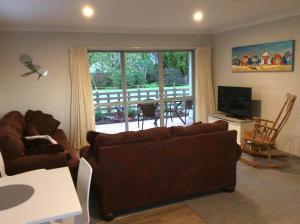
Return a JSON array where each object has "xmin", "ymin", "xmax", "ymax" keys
[
  {"xmin": 50, "ymin": 129, "xmax": 72, "ymax": 151},
  {"xmin": 5, "ymin": 152, "xmax": 67, "ymax": 175}
]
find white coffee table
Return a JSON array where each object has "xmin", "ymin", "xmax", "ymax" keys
[{"xmin": 0, "ymin": 167, "xmax": 82, "ymax": 224}]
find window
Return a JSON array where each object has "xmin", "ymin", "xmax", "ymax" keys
[{"xmin": 88, "ymin": 50, "xmax": 194, "ymax": 133}]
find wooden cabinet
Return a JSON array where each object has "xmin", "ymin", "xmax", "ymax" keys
[{"xmin": 208, "ymin": 113, "xmax": 254, "ymax": 144}]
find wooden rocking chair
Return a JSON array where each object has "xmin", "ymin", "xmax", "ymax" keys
[{"xmin": 240, "ymin": 93, "xmax": 297, "ymax": 168}]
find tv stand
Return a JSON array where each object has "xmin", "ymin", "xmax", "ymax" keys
[{"xmin": 208, "ymin": 113, "xmax": 254, "ymax": 144}]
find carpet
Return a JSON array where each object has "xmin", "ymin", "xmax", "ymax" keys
[
  {"xmin": 93, "ymin": 204, "xmax": 205, "ymax": 224},
  {"xmin": 185, "ymin": 162, "xmax": 300, "ymax": 224}
]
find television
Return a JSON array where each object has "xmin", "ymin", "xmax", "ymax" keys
[{"xmin": 218, "ymin": 86, "xmax": 252, "ymax": 118}]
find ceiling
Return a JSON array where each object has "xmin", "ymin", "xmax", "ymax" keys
[{"xmin": 0, "ymin": 0, "xmax": 300, "ymax": 34}]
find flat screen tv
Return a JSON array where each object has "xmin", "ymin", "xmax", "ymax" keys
[{"xmin": 218, "ymin": 86, "xmax": 252, "ymax": 118}]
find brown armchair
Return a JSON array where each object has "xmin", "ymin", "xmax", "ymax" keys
[{"xmin": 0, "ymin": 111, "xmax": 79, "ymax": 180}]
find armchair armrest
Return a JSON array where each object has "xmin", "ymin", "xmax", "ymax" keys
[
  {"xmin": 254, "ymin": 123, "xmax": 278, "ymax": 131},
  {"xmin": 5, "ymin": 152, "xmax": 67, "ymax": 175},
  {"xmin": 253, "ymin": 118, "xmax": 275, "ymax": 126}
]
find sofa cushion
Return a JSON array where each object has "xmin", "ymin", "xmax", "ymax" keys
[
  {"xmin": 25, "ymin": 144, "xmax": 65, "ymax": 156},
  {"xmin": 92, "ymin": 127, "xmax": 171, "ymax": 149},
  {"xmin": 24, "ymin": 123, "xmax": 40, "ymax": 136},
  {"xmin": 0, "ymin": 111, "xmax": 25, "ymax": 136},
  {"xmin": 0, "ymin": 135, "xmax": 25, "ymax": 160},
  {"xmin": 87, "ymin": 131, "xmax": 99, "ymax": 146},
  {"xmin": 25, "ymin": 110, "xmax": 60, "ymax": 135},
  {"xmin": 171, "ymin": 120, "xmax": 228, "ymax": 137},
  {"xmin": 95, "ymin": 131, "xmax": 144, "ymax": 148},
  {"xmin": 138, "ymin": 127, "xmax": 171, "ymax": 141},
  {"xmin": 23, "ymin": 138, "xmax": 53, "ymax": 148}
]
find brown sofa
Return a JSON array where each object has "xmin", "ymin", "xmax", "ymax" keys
[
  {"xmin": 0, "ymin": 111, "xmax": 79, "ymax": 181},
  {"xmin": 81, "ymin": 120, "xmax": 241, "ymax": 220}
]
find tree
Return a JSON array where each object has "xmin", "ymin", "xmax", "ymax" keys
[
  {"xmin": 163, "ymin": 51, "xmax": 189, "ymax": 76},
  {"xmin": 88, "ymin": 51, "xmax": 189, "ymax": 89}
]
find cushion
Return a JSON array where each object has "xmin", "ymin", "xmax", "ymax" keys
[
  {"xmin": 25, "ymin": 110, "xmax": 60, "ymax": 135},
  {"xmin": 0, "ymin": 111, "xmax": 25, "ymax": 136},
  {"xmin": 0, "ymin": 135, "xmax": 25, "ymax": 160},
  {"xmin": 23, "ymin": 138, "xmax": 53, "ymax": 148},
  {"xmin": 86, "ymin": 131, "xmax": 99, "ymax": 146},
  {"xmin": 93, "ymin": 127, "xmax": 171, "ymax": 149},
  {"xmin": 95, "ymin": 131, "xmax": 144, "ymax": 148},
  {"xmin": 138, "ymin": 127, "xmax": 171, "ymax": 141},
  {"xmin": 24, "ymin": 123, "xmax": 39, "ymax": 136},
  {"xmin": 171, "ymin": 120, "xmax": 228, "ymax": 137},
  {"xmin": 25, "ymin": 144, "xmax": 65, "ymax": 156}
]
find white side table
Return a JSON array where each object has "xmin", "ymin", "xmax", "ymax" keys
[{"xmin": 208, "ymin": 113, "xmax": 254, "ymax": 144}]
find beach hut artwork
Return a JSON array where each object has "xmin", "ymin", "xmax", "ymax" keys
[{"xmin": 232, "ymin": 40, "xmax": 294, "ymax": 72}]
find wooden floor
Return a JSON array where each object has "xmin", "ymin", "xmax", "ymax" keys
[{"xmin": 96, "ymin": 204, "xmax": 205, "ymax": 224}]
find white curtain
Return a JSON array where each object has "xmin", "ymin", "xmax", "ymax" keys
[
  {"xmin": 69, "ymin": 48, "xmax": 95, "ymax": 149},
  {"xmin": 195, "ymin": 47, "xmax": 216, "ymax": 123}
]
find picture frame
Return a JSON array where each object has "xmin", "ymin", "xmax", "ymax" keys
[{"xmin": 232, "ymin": 40, "xmax": 295, "ymax": 72}]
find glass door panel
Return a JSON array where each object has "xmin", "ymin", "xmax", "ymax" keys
[
  {"xmin": 125, "ymin": 52, "xmax": 160, "ymax": 131},
  {"xmin": 163, "ymin": 51, "xmax": 194, "ymax": 127},
  {"xmin": 89, "ymin": 51, "xmax": 126, "ymax": 133}
]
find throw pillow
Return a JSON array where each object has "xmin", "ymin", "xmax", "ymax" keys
[
  {"xmin": 25, "ymin": 144, "xmax": 65, "ymax": 156},
  {"xmin": 25, "ymin": 110, "xmax": 60, "ymax": 135},
  {"xmin": 24, "ymin": 122, "xmax": 39, "ymax": 136},
  {"xmin": 23, "ymin": 138, "xmax": 52, "ymax": 148}
]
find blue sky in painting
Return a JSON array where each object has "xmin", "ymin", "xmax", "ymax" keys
[{"xmin": 232, "ymin": 40, "xmax": 294, "ymax": 58}]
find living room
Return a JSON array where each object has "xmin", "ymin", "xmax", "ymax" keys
[{"xmin": 0, "ymin": 0, "xmax": 300, "ymax": 223}]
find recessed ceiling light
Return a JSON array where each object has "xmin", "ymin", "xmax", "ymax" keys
[
  {"xmin": 82, "ymin": 5, "xmax": 94, "ymax": 18},
  {"xmin": 193, "ymin": 11, "xmax": 203, "ymax": 22}
]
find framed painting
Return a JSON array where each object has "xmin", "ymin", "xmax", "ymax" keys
[{"xmin": 232, "ymin": 40, "xmax": 295, "ymax": 72}]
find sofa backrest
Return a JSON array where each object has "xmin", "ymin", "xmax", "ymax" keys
[
  {"xmin": 0, "ymin": 111, "xmax": 25, "ymax": 136},
  {"xmin": 88, "ymin": 120, "xmax": 228, "ymax": 151}
]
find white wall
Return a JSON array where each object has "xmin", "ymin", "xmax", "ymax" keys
[
  {"xmin": 212, "ymin": 15, "xmax": 300, "ymax": 156},
  {"xmin": 0, "ymin": 31, "xmax": 211, "ymax": 136}
]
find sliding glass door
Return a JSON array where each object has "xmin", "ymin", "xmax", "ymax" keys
[
  {"xmin": 88, "ymin": 50, "xmax": 194, "ymax": 134},
  {"xmin": 163, "ymin": 51, "xmax": 194, "ymax": 127}
]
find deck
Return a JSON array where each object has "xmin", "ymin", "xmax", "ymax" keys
[{"xmin": 96, "ymin": 116, "xmax": 194, "ymax": 134}]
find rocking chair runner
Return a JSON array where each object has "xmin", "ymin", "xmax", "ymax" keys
[{"xmin": 240, "ymin": 93, "xmax": 297, "ymax": 168}]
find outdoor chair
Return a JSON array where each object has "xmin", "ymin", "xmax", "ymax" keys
[
  {"xmin": 184, "ymin": 99, "xmax": 193, "ymax": 124},
  {"xmin": 137, "ymin": 102, "xmax": 159, "ymax": 130}
]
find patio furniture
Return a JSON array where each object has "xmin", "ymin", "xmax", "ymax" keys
[
  {"xmin": 184, "ymin": 99, "xmax": 193, "ymax": 124},
  {"xmin": 137, "ymin": 102, "xmax": 159, "ymax": 130},
  {"xmin": 165, "ymin": 100, "xmax": 186, "ymax": 126},
  {"xmin": 0, "ymin": 167, "xmax": 82, "ymax": 223},
  {"xmin": 240, "ymin": 93, "xmax": 297, "ymax": 168},
  {"xmin": 81, "ymin": 121, "xmax": 241, "ymax": 220}
]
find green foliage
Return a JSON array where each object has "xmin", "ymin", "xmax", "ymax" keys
[
  {"xmin": 163, "ymin": 51, "xmax": 189, "ymax": 75},
  {"xmin": 88, "ymin": 51, "xmax": 189, "ymax": 89},
  {"xmin": 95, "ymin": 109, "xmax": 105, "ymax": 121}
]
